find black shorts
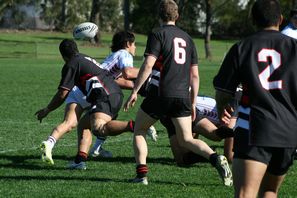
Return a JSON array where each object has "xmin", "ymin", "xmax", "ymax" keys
[
  {"xmin": 89, "ymin": 92, "xmax": 123, "ymax": 119},
  {"xmin": 141, "ymin": 96, "xmax": 191, "ymax": 120},
  {"xmin": 234, "ymin": 127, "xmax": 295, "ymax": 175}
]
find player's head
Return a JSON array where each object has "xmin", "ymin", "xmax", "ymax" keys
[
  {"xmin": 111, "ymin": 31, "xmax": 135, "ymax": 53},
  {"xmin": 59, "ymin": 39, "xmax": 79, "ymax": 60},
  {"xmin": 159, "ymin": 0, "xmax": 179, "ymax": 22},
  {"xmin": 251, "ymin": 0, "xmax": 282, "ymax": 28}
]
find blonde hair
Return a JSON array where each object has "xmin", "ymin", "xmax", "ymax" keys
[{"xmin": 159, "ymin": 0, "xmax": 179, "ymax": 22}]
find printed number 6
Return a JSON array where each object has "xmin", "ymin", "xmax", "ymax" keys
[
  {"xmin": 258, "ymin": 49, "xmax": 282, "ymax": 90},
  {"xmin": 174, "ymin": 38, "xmax": 186, "ymax": 64}
]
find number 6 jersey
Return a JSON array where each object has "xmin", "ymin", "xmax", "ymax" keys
[
  {"xmin": 145, "ymin": 24, "xmax": 198, "ymax": 98},
  {"xmin": 213, "ymin": 30, "xmax": 297, "ymax": 148}
]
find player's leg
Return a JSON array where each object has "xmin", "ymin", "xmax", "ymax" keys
[
  {"xmin": 193, "ymin": 118, "xmax": 221, "ymax": 141},
  {"xmin": 89, "ymin": 120, "xmax": 157, "ymax": 156},
  {"xmin": 258, "ymin": 147, "xmax": 295, "ymax": 197},
  {"xmin": 232, "ymin": 158, "xmax": 267, "ymax": 198},
  {"xmin": 131, "ymin": 108, "xmax": 157, "ymax": 184},
  {"xmin": 40, "ymin": 103, "xmax": 84, "ymax": 165},
  {"xmin": 224, "ymin": 137, "xmax": 234, "ymax": 163},
  {"xmin": 172, "ymin": 116, "xmax": 232, "ymax": 186},
  {"xmin": 172, "ymin": 116, "xmax": 215, "ymax": 159},
  {"xmin": 258, "ymin": 172, "xmax": 285, "ymax": 198}
]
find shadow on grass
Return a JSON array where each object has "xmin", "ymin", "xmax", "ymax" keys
[
  {"xmin": 0, "ymin": 175, "xmax": 219, "ymax": 187},
  {"xmin": 0, "ymin": 154, "xmax": 73, "ymax": 170}
]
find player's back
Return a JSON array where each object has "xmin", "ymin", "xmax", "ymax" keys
[
  {"xmin": 236, "ymin": 30, "xmax": 297, "ymax": 147},
  {"xmin": 147, "ymin": 25, "xmax": 198, "ymax": 98}
]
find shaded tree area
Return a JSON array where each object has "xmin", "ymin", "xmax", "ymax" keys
[{"xmin": 1, "ymin": 0, "xmax": 297, "ymax": 54}]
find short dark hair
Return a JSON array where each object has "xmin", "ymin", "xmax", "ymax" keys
[
  {"xmin": 290, "ymin": 8, "xmax": 297, "ymax": 18},
  {"xmin": 159, "ymin": 0, "xmax": 179, "ymax": 22},
  {"xmin": 111, "ymin": 31, "xmax": 135, "ymax": 52},
  {"xmin": 59, "ymin": 39, "xmax": 79, "ymax": 59},
  {"xmin": 251, "ymin": 0, "xmax": 281, "ymax": 28}
]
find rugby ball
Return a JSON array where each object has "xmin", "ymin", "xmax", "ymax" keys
[{"xmin": 73, "ymin": 22, "xmax": 98, "ymax": 40}]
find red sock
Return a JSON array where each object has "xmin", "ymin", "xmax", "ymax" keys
[
  {"xmin": 74, "ymin": 151, "xmax": 88, "ymax": 164},
  {"xmin": 136, "ymin": 164, "xmax": 148, "ymax": 178},
  {"xmin": 128, "ymin": 120, "xmax": 135, "ymax": 132}
]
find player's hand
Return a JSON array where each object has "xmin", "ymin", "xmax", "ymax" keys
[
  {"xmin": 123, "ymin": 92, "xmax": 138, "ymax": 112},
  {"xmin": 220, "ymin": 105, "xmax": 234, "ymax": 125},
  {"xmin": 35, "ymin": 107, "xmax": 50, "ymax": 123}
]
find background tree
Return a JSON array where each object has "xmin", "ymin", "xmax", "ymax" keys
[{"xmin": 40, "ymin": 0, "xmax": 92, "ymax": 31}]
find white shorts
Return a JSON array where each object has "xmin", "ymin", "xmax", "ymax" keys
[
  {"xmin": 196, "ymin": 96, "xmax": 220, "ymax": 125},
  {"xmin": 65, "ymin": 86, "xmax": 91, "ymax": 109}
]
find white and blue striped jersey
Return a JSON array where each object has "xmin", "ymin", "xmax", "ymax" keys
[{"xmin": 99, "ymin": 49, "xmax": 134, "ymax": 79}]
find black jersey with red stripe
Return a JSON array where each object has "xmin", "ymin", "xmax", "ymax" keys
[
  {"xmin": 144, "ymin": 25, "xmax": 198, "ymax": 98},
  {"xmin": 58, "ymin": 53, "xmax": 121, "ymax": 95},
  {"xmin": 213, "ymin": 30, "xmax": 297, "ymax": 147}
]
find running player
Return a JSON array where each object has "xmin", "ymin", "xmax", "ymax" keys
[
  {"xmin": 214, "ymin": 0, "xmax": 297, "ymax": 197},
  {"xmin": 124, "ymin": 0, "xmax": 232, "ymax": 186}
]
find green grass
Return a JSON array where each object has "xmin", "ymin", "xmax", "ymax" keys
[{"xmin": 0, "ymin": 30, "xmax": 296, "ymax": 197}]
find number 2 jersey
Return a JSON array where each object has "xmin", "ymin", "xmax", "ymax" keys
[
  {"xmin": 213, "ymin": 30, "xmax": 297, "ymax": 148},
  {"xmin": 145, "ymin": 24, "xmax": 198, "ymax": 98}
]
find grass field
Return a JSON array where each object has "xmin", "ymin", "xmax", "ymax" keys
[{"xmin": 0, "ymin": 30, "xmax": 296, "ymax": 197}]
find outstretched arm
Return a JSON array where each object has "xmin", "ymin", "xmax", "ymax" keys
[{"xmin": 35, "ymin": 88, "xmax": 69, "ymax": 122}]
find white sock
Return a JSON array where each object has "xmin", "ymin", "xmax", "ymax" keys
[
  {"xmin": 46, "ymin": 136, "xmax": 56, "ymax": 149},
  {"xmin": 92, "ymin": 137, "xmax": 106, "ymax": 153}
]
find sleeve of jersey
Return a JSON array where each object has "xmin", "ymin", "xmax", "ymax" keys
[
  {"xmin": 118, "ymin": 51, "xmax": 134, "ymax": 69},
  {"xmin": 191, "ymin": 40, "xmax": 198, "ymax": 66},
  {"xmin": 213, "ymin": 43, "xmax": 240, "ymax": 94},
  {"xmin": 144, "ymin": 32, "xmax": 161, "ymax": 59},
  {"xmin": 58, "ymin": 64, "xmax": 76, "ymax": 91}
]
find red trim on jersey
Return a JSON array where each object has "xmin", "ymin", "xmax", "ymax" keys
[{"xmin": 80, "ymin": 73, "xmax": 93, "ymax": 87}]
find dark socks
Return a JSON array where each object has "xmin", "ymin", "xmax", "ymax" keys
[
  {"xmin": 209, "ymin": 153, "xmax": 219, "ymax": 167},
  {"xmin": 136, "ymin": 164, "xmax": 148, "ymax": 178},
  {"xmin": 128, "ymin": 120, "xmax": 135, "ymax": 132},
  {"xmin": 74, "ymin": 151, "xmax": 88, "ymax": 164}
]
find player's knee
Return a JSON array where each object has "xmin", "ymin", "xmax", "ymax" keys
[{"xmin": 92, "ymin": 123, "xmax": 106, "ymax": 137}]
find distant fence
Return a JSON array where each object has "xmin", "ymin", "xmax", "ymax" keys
[{"xmin": 0, "ymin": 40, "xmax": 62, "ymax": 59}]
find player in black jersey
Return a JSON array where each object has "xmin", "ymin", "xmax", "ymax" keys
[
  {"xmin": 124, "ymin": 0, "xmax": 232, "ymax": 186},
  {"xmin": 214, "ymin": 0, "xmax": 297, "ymax": 197},
  {"xmin": 35, "ymin": 39, "xmax": 123, "ymax": 168}
]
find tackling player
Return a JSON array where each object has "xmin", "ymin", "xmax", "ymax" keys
[{"xmin": 35, "ymin": 32, "xmax": 157, "ymax": 165}]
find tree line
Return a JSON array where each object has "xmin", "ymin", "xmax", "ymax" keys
[{"xmin": 0, "ymin": 0, "xmax": 296, "ymax": 59}]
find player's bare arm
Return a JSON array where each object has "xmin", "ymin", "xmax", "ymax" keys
[
  {"xmin": 35, "ymin": 88, "xmax": 69, "ymax": 122},
  {"xmin": 122, "ymin": 67, "xmax": 139, "ymax": 80},
  {"xmin": 115, "ymin": 77, "xmax": 135, "ymax": 89},
  {"xmin": 190, "ymin": 65, "xmax": 199, "ymax": 121},
  {"xmin": 123, "ymin": 55, "xmax": 156, "ymax": 111}
]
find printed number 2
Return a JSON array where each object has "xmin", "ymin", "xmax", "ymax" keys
[
  {"xmin": 258, "ymin": 49, "xmax": 282, "ymax": 90},
  {"xmin": 174, "ymin": 38, "xmax": 186, "ymax": 64}
]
